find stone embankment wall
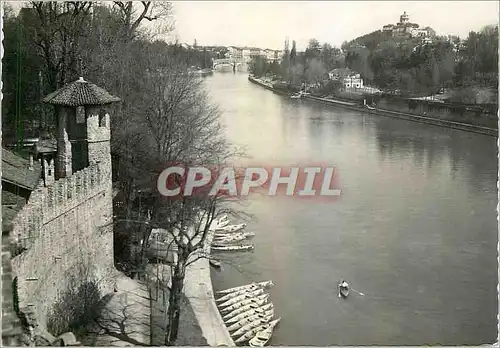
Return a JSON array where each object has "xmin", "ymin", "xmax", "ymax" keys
[
  {"xmin": 376, "ymin": 97, "xmax": 498, "ymax": 129},
  {"xmin": 10, "ymin": 161, "xmax": 114, "ymax": 332},
  {"xmin": 249, "ymin": 76, "xmax": 497, "ymax": 136}
]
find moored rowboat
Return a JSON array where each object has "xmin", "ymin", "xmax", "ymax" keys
[
  {"xmin": 231, "ymin": 314, "xmax": 274, "ymax": 338},
  {"xmin": 212, "ymin": 235, "xmax": 250, "ymax": 245},
  {"xmin": 219, "ymin": 294, "xmax": 269, "ymax": 313},
  {"xmin": 234, "ymin": 318, "xmax": 281, "ymax": 344},
  {"xmin": 248, "ymin": 319, "xmax": 279, "ymax": 346},
  {"xmin": 218, "ymin": 289, "xmax": 265, "ymax": 308},
  {"xmin": 212, "ymin": 244, "xmax": 254, "ymax": 252},
  {"xmin": 217, "ymin": 286, "xmax": 262, "ymax": 303},
  {"xmin": 222, "ymin": 302, "xmax": 273, "ymax": 321},
  {"xmin": 213, "ymin": 231, "xmax": 255, "ymax": 239},
  {"xmin": 217, "ymin": 280, "xmax": 274, "ymax": 295},
  {"xmin": 227, "ymin": 309, "xmax": 274, "ymax": 332},
  {"xmin": 215, "ymin": 223, "xmax": 247, "ymax": 232},
  {"xmin": 224, "ymin": 303, "xmax": 274, "ymax": 324}
]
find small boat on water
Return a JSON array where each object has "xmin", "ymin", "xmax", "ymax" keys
[
  {"xmin": 225, "ymin": 303, "xmax": 274, "ymax": 324},
  {"xmin": 248, "ymin": 321, "xmax": 278, "ymax": 347},
  {"xmin": 220, "ymin": 294, "xmax": 269, "ymax": 313},
  {"xmin": 212, "ymin": 244, "xmax": 254, "ymax": 252},
  {"xmin": 216, "ymin": 286, "xmax": 261, "ymax": 303},
  {"xmin": 211, "ymin": 216, "xmax": 229, "ymax": 230},
  {"xmin": 231, "ymin": 315, "xmax": 274, "ymax": 338},
  {"xmin": 209, "ymin": 259, "xmax": 222, "ymax": 269},
  {"xmin": 223, "ymin": 302, "xmax": 273, "ymax": 321},
  {"xmin": 217, "ymin": 280, "xmax": 274, "ymax": 295},
  {"xmin": 338, "ymin": 281, "xmax": 350, "ymax": 298},
  {"xmin": 215, "ymin": 223, "xmax": 247, "ymax": 233},
  {"xmin": 218, "ymin": 289, "xmax": 265, "ymax": 308},
  {"xmin": 227, "ymin": 309, "xmax": 274, "ymax": 332},
  {"xmin": 212, "ymin": 233, "xmax": 253, "ymax": 245},
  {"xmin": 234, "ymin": 318, "xmax": 281, "ymax": 344},
  {"xmin": 214, "ymin": 231, "xmax": 255, "ymax": 238}
]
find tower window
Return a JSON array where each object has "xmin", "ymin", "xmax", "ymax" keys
[
  {"xmin": 76, "ymin": 106, "xmax": 85, "ymax": 124},
  {"xmin": 99, "ymin": 109, "xmax": 106, "ymax": 127}
]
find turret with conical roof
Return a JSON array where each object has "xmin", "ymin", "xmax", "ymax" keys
[{"xmin": 43, "ymin": 77, "xmax": 120, "ymax": 179}]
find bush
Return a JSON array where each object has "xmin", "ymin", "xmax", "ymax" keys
[{"xmin": 46, "ymin": 263, "xmax": 103, "ymax": 337}]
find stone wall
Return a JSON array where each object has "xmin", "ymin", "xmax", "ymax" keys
[
  {"xmin": 377, "ymin": 97, "xmax": 498, "ymax": 129},
  {"xmin": 9, "ymin": 161, "xmax": 114, "ymax": 332},
  {"xmin": 2, "ymin": 231, "xmax": 22, "ymax": 346}
]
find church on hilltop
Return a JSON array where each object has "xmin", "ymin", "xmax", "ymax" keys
[{"xmin": 382, "ymin": 11, "xmax": 435, "ymax": 40}]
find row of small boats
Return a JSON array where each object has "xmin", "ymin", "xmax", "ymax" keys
[
  {"xmin": 215, "ymin": 280, "xmax": 280, "ymax": 346},
  {"xmin": 210, "ymin": 217, "xmax": 255, "ymax": 252}
]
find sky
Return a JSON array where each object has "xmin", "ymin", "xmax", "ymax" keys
[{"xmin": 170, "ymin": 1, "xmax": 499, "ymax": 50}]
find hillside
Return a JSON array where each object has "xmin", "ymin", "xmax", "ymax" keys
[{"xmin": 340, "ymin": 25, "xmax": 498, "ymax": 102}]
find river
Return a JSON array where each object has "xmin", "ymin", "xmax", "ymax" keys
[{"xmin": 206, "ymin": 72, "xmax": 498, "ymax": 346}]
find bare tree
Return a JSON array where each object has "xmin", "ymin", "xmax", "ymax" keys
[
  {"xmin": 29, "ymin": 1, "xmax": 93, "ymax": 90},
  {"xmin": 112, "ymin": 1, "xmax": 174, "ymax": 40},
  {"xmin": 115, "ymin": 48, "xmax": 247, "ymax": 344}
]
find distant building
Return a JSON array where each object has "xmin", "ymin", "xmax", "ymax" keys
[
  {"xmin": 249, "ymin": 47, "xmax": 260, "ymax": 57},
  {"xmin": 263, "ymin": 49, "xmax": 275, "ymax": 61},
  {"xmin": 225, "ymin": 45, "xmax": 282, "ymax": 62},
  {"xmin": 382, "ymin": 11, "xmax": 434, "ymax": 39},
  {"xmin": 242, "ymin": 48, "xmax": 251, "ymax": 60},
  {"xmin": 328, "ymin": 68, "xmax": 364, "ymax": 89},
  {"xmin": 227, "ymin": 46, "xmax": 243, "ymax": 59}
]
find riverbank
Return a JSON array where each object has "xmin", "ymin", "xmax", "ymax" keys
[
  {"xmin": 248, "ymin": 75, "xmax": 497, "ymax": 137},
  {"xmin": 150, "ymin": 278, "xmax": 208, "ymax": 346},
  {"xmin": 182, "ymin": 228, "xmax": 235, "ymax": 346}
]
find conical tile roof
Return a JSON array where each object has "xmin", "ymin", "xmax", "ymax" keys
[{"xmin": 42, "ymin": 77, "xmax": 121, "ymax": 107}]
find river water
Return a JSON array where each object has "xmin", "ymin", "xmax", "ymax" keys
[{"xmin": 206, "ymin": 72, "xmax": 498, "ymax": 346}]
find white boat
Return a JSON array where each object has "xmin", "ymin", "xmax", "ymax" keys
[
  {"xmin": 223, "ymin": 302, "xmax": 272, "ymax": 321},
  {"xmin": 217, "ymin": 281, "xmax": 274, "ymax": 295},
  {"xmin": 216, "ymin": 286, "xmax": 261, "ymax": 303},
  {"xmin": 218, "ymin": 289, "xmax": 265, "ymax": 308},
  {"xmin": 212, "ymin": 244, "xmax": 254, "ymax": 252},
  {"xmin": 234, "ymin": 318, "xmax": 281, "ymax": 344},
  {"xmin": 227, "ymin": 309, "xmax": 274, "ymax": 332},
  {"xmin": 220, "ymin": 294, "xmax": 269, "ymax": 313},
  {"xmin": 225, "ymin": 303, "xmax": 274, "ymax": 324},
  {"xmin": 212, "ymin": 234, "xmax": 250, "ymax": 244},
  {"xmin": 210, "ymin": 216, "xmax": 229, "ymax": 230},
  {"xmin": 215, "ymin": 219, "xmax": 230, "ymax": 229},
  {"xmin": 231, "ymin": 314, "xmax": 274, "ymax": 338},
  {"xmin": 223, "ymin": 302, "xmax": 261, "ymax": 321},
  {"xmin": 215, "ymin": 223, "xmax": 247, "ymax": 232},
  {"xmin": 214, "ymin": 232, "xmax": 255, "ymax": 239},
  {"xmin": 213, "ymin": 233, "xmax": 247, "ymax": 241},
  {"xmin": 248, "ymin": 319, "xmax": 280, "ymax": 346}
]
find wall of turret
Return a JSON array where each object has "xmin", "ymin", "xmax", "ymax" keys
[{"xmin": 10, "ymin": 160, "xmax": 114, "ymax": 332}]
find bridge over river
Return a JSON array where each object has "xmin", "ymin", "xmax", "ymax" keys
[{"xmin": 212, "ymin": 58, "xmax": 249, "ymax": 71}]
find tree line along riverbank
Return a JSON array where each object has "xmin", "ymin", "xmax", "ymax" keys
[{"xmin": 248, "ymin": 75, "xmax": 497, "ymax": 137}]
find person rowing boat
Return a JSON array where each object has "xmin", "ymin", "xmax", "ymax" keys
[{"xmin": 338, "ymin": 280, "xmax": 349, "ymax": 298}]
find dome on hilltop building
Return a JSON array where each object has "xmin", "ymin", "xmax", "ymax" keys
[
  {"xmin": 400, "ymin": 11, "xmax": 409, "ymax": 23},
  {"xmin": 42, "ymin": 77, "xmax": 120, "ymax": 107}
]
